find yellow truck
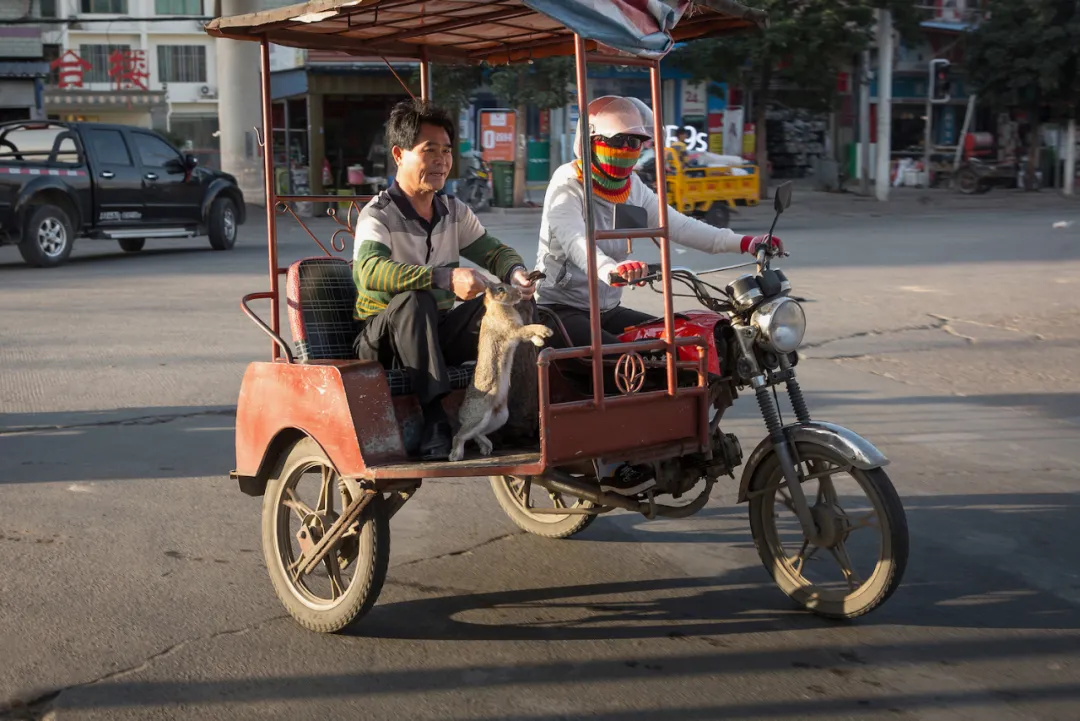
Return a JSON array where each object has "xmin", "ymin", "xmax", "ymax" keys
[{"xmin": 636, "ymin": 145, "xmax": 761, "ymax": 229}]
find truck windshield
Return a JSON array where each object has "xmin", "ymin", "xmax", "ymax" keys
[{"xmin": 0, "ymin": 125, "xmax": 82, "ymax": 165}]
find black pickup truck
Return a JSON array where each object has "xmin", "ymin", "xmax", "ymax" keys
[{"xmin": 0, "ymin": 120, "xmax": 245, "ymax": 267}]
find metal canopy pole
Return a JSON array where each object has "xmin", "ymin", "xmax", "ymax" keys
[
  {"xmin": 573, "ymin": 34, "xmax": 605, "ymax": 409},
  {"xmin": 650, "ymin": 60, "xmax": 677, "ymax": 396},
  {"xmin": 420, "ymin": 47, "xmax": 431, "ymax": 101},
  {"xmin": 259, "ymin": 36, "xmax": 280, "ymax": 361}
]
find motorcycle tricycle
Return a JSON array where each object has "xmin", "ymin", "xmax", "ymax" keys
[{"xmin": 207, "ymin": 0, "xmax": 908, "ymax": 634}]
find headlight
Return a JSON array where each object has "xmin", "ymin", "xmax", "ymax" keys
[{"xmin": 752, "ymin": 297, "xmax": 806, "ymax": 353}]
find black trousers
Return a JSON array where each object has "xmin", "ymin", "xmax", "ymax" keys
[
  {"xmin": 539, "ymin": 303, "xmax": 656, "ymax": 348},
  {"xmin": 353, "ymin": 291, "xmax": 486, "ymax": 406}
]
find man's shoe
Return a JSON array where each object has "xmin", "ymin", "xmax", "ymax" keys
[
  {"xmin": 599, "ymin": 464, "xmax": 656, "ymax": 496},
  {"xmin": 420, "ymin": 419, "xmax": 452, "ymax": 461}
]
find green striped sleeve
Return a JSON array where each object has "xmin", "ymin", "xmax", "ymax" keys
[
  {"xmin": 460, "ymin": 232, "xmax": 525, "ymax": 282},
  {"xmin": 354, "ymin": 239, "xmax": 433, "ymax": 293}
]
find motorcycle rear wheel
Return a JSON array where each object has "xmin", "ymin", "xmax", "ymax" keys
[
  {"xmin": 490, "ymin": 475, "xmax": 599, "ymax": 539},
  {"xmin": 748, "ymin": 444, "xmax": 908, "ymax": 619}
]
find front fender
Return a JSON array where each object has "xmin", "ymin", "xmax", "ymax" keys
[
  {"xmin": 202, "ymin": 179, "xmax": 246, "ymax": 225},
  {"xmin": 736, "ymin": 421, "xmax": 889, "ymax": 503}
]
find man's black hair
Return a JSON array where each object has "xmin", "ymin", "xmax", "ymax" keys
[{"xmin": 386, "ymin": 98, "xmax": 457, "ymax": 151}]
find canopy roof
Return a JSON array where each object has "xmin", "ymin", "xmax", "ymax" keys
[{"xmin": 205, "ymin": 0, "xmax": 766, "ymax": 65}]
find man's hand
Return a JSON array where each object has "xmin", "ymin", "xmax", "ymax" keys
[
  {"xmin": 740, "ymin": 234, "xmax": 786, "ymax": 257},
  {"xmin": 449, "ymin": 268, "xmax": 489, "ymax": 300},
  {"xmin": 609, "ymin": 260, "xmax": 649, "ymax": 287},
  {"xmin": 510, "ymin": 268, "xmax": 537, "ymax": 299}
]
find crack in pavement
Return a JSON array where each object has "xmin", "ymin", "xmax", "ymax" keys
[
  {"xmin": 0, "ymin": 614, "xmax": 287, "ymax": 720},
  {"xmin": 800, "ymin": 316, "xmax": 949, "ymax": 351},
  {"xmin": 0, "ymin": 408, "xmax": 237, "ymax": 437},
  {"xmin": 393, "ymin": 531, "xmax": 524, "ymax": 570}
]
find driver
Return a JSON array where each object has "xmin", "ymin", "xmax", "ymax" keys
[
  {"xmin": 351, "ymin": 99, "xmax": 536, "ymax": 460},
  {"xmin": 534, "ymin": 95, "xmax": 784, "ymax": 347}
]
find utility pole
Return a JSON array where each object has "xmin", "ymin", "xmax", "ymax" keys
[
  {"xmin": 1066, "ymin": 116, "xmax": 1077, "ymax": 197},
  {"xmin": 860, "ymin": 50, "xmax": 871, "ymax": 195},
  {"xmin": 875, "ymin": 9, "xmax": 893, "ymax": 201}
]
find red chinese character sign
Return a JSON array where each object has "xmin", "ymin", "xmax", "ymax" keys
[
  {"xmin": 49, "ymin": 50, "xmax": 91, "ymax": 89},
  {"xmin": 108, "ymin": 49, "xmax": 149, "ymax": 91}
]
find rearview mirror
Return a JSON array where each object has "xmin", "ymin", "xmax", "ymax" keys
[
  {"xmin": 184, "ymin": 153, "xmax": 198, "ymax": 169},
  {"xmin": 774, "ymin": 181, "xmax": 793, "ymax": 213},
  {"xmin": 613, "ymin": 203, "xmax": 648, "ymax": 230}
]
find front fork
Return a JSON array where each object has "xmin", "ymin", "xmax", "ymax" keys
[{"xmin": 735, "ymin": 326, "xmax": 824, "ymax": 545}]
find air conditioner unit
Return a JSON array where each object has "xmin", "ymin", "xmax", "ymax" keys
[{"xmin": 200, "ymin": 85, "xmax": 217, "ymax": 99}]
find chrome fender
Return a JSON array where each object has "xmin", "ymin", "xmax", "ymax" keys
[{"xmin": 736, "ymin": 421, "xmax": 889, "ymax": 503}]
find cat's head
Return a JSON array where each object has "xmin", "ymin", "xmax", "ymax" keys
[{"xmin": 484, "ymin": 283, "xmax": 523, "ymax": 306}]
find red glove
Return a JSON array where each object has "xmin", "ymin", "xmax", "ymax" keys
[
  {"xmin": 610, "ymin": 260, "xmax": 648, "ymax": 286},
  {"xmin": 741, "ymin": 234, "xmax": 785, "ymax": 256}
]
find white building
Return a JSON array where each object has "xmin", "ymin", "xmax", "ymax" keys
[{"xmin": 40, "ymin": 0, "xmax": 220, "ymax": 166}]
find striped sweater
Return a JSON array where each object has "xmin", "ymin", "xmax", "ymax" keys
[{"xmin": 351, "ymin": 184, "xmax": 524, "ymax": 319}]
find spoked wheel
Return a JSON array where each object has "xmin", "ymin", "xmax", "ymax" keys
[
  {"xmin": 748, "ymin": 444, "xmax": 908, "ymax": 619},
  {"xmin": 262, "ymin": 437, "xmax": 389, "ymax": 633},
  {"xmin": 489, "ymin": 475, "xmax": 600, "ymax": 539}
]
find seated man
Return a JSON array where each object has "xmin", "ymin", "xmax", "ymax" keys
[{"xmin": 351, "ymin": 99, "xmax": 535, "ymax": 460}]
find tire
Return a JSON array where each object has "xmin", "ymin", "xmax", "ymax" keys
[
  {"xmin": 118, "ymin": 238, "xmax": 145, "ymax": 253},
  {"xmin": 489, "ymin": 475, "xmax": 598, "ymax": 539},
  {"xmin": 462, "ymin": 180, "xmax": 490, "ymax": 213},
  {"xmin": 705, "ymin": 202, "xmax": 731, "ymax": 229},
  {"xmin": 747, "ymin": 443, "xmax": 908, "ymax": 620},
  {"xmin": 18, "ymin": 203, "xmax": 74, "ymax": 268},
  {"xmin": 262, "ymin": 437, "xmax": 390, "ymax": 633},
  {"xmin": 208, "ymin": 196, "xmax": 238, "ymax": 251},
  {"xmin": 956, "ymin": 167, "xmax": 980, "ymax": 195}
]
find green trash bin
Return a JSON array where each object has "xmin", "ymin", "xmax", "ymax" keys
[
  {"xmin": 527, "ymin": 140, "xmax": 550, "ymax": 182},
  {"xmin": 491, "ymin": 161, "xmax": 514, "ymax": 208}
]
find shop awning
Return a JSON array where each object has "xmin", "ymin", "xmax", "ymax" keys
[{"xmin": 205, "ymin": 0, "xmax": 766, "ymax": 64}]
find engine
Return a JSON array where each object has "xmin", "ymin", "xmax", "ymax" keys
[{"xmin": 654, "ymin": 429, "xmax": 743, "ymax": 497}]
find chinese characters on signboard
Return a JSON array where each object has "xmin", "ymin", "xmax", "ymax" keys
[{"xmin": 48, "ymin": 49, "xmax": 149, "ymax": 91}]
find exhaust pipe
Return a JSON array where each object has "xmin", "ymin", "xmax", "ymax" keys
[{"xmin": 533, "ymin": 469, "xmax": 715, "ymax": 519}]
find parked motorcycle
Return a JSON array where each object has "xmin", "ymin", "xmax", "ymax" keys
[
  {"xmin": 523, "ymin": 182, "xmax": 910, "ymax": 619},
  {"xmin": 457, "ymin": 150, "xmax": 493, "ymax": 212}
]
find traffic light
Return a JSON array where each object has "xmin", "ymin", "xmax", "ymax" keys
[{"xmin": 930, "ymin": 59, "xmax": 951, "ymax": 103}]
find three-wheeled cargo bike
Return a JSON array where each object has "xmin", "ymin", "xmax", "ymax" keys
[{"xmin": 207, "ymin": 0, "xmax": 909, "ymax": 634}]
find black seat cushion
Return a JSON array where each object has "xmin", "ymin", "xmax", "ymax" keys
[{"xmin": 285, "ymin": 257, "xmax": 473, "ymax": 396}]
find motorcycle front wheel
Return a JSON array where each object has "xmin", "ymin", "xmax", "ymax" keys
[{"xmin": 748, "ymin": 443, "xmax": 908, "ymax": 619}]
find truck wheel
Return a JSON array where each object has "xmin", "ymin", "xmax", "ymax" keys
[
  {"xmin": 118, "ymin": 238, "xmax": 145, "ymax": 253},
  {"xmin": 208, "ymin": 196, "xmax": 238, "ymax": 251},
  {"xmin": 705, "ymin": 202, "xmax": 731, "ymax": 229},
  {"xmin": 19, "ymin": 204, "xmax": 74, "ymax": 268}
]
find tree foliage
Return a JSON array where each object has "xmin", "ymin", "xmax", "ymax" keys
[
  {"xmin": 966, "ymin": 0, "xmax": 1080, "ymax": 119},
  {"xmin": 415, "ymin": 58, "xmax": 576, "ymax": 111}
]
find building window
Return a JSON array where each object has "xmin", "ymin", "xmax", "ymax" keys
[
  {"xmin": 155, "ymin": 0, "xmax": 201, "ymax": 14},
  {"xmin": 80, "ymin": 44, "xmax": 131, "ymax": 84},
  {"xmin": 39, "ymin": 0, "xmax": 59, "ymax": 17},
  {"xmin": 81, "ymin": 0, "xmax": 128, "ymax": 12},
  {"xmin": 43, "ymin": 44, "xmax": 62, "ymax": 85},
  {"xmin": 157, "ymin": 45, "xmax": 207, "ymax": 83}
]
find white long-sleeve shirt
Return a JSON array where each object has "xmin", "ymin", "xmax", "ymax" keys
[{"xmin": 535, "ymin": 161, "xmax": 744, "ymax": 311}]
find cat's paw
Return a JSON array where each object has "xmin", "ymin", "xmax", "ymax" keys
[
  {"xmin": 449, "ymin": 442, "xmax": 465, "ymax": 462},
  {"xmin": 477, "ymin": 436, "xmax": 493, "ymax": 456}
]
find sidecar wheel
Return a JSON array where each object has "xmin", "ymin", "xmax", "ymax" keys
[
  {"xmin": 262, "ymin": 437, "xmax": 389, "ymax": 633},
  {"xmin": 748, "ymin": 444, "xmax": 908, "ymax": 620},
  {"xmin": 490, "ymin": 475, "xmax": 599, "ymax": 539}
]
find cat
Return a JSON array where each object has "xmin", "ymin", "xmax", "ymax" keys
[
  {"xmin": 494, "ymin": 270, "xmax": 546, "ymax": 446},
  {"xmin": 449, "ymin": 283, "xmax": 553, "ymax": 462}
]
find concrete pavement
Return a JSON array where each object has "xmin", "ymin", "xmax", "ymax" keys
[{"xmin": 1, "ymin": 189, "xmax": 1079, "ymax": 720}]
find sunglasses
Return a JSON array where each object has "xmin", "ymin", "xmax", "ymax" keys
[{"xmin": 598, "ymin": 134, "xmax": 645, "ymax": 150}]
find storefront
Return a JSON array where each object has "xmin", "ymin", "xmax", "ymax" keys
[{"xmin": 271, "ymin": 62, "xmax": 416, "ymax": 199}]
